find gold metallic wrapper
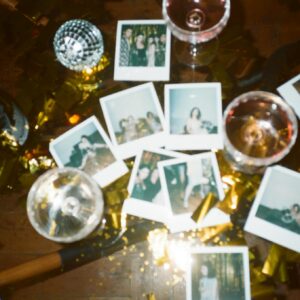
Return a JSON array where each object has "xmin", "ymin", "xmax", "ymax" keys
[
  {"xmin": 191, "ymin": 192, "xmax": 218, "ymax": 224},
  {"xmin": 197, "ymin": 222, "xmax": 233, "ymax": 243},
  {"xmin": 262, "ymin": 244, "xmax": 285, "ymax": 277},
  {"xmin": 251, "ymin": 283, "xmax": 276, "ymax": 299},
  {"xmin": 146, "ymin": 293, "xmax": 156, "ymax": 300}
]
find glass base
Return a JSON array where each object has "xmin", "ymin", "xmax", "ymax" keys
[
  {"xmin": 222, "ymin": 149, "xmax": 267, "ymax": 175},
  {"xmin": 173, "ymin": 38, "xmax": 219, "ymax": 68}
]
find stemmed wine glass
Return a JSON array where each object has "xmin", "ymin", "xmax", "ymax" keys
[
  {"xmin": 162, "ymin": 0, "xmax": 231, "ymax": 67},
  {"xmin": 223, "ymin": 91, "xmax": 298, "ymax": 174}
]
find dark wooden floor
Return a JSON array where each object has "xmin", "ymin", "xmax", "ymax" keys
[{"xmin": 0, "ymin": 0, "xmax": 300, "ymax": 299}]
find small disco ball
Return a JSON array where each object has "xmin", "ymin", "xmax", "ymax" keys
[
  {"xmin": 53, "ymin": 19, "xmax": 104, "ymax": 72},
  {"xmin": 27, "ymin": 167, "xmax": 104, "ymax": 243}
]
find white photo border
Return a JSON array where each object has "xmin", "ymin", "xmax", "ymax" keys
[
  {"xmin": 123, "ymin": 147, "xmax": 188, "ymax": 223},
  {"xmin": 277, "ymin": 73, "xmax": 300, "ymax": 120},
  {"xmin": 49, "ymin": 116, "xmax": 128, "ymax": 188},
  {"xmin": 114, "ymin": 19, "xmax": 171, "ymax": 82},
  {"xmin": 244, "ymin": 165, "xmax": 300, "ymax": 253},
  {"xmin": 164, "ymin": 83, "xmax": 224, "ymax": 150},
  {"xmin": 186, "ymin": 246, "xmax": 251, "ymax": 300},
  {"xmin": 100, "ymin": 82, "xmax": 166, "ymax": 159},
  {"xmin": 158, "ymin": 152, "xmax": 229, "ymax": 233}
]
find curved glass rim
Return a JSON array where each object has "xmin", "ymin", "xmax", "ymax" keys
[
  {"xmin": 27, "ymin": 167, "xmax": 104, "ymax": 243},
  {"xmin": 162, "ymin": 0, "xmax": 231, "ymax": 43},
  {"xmin": 223, "ymin": 91, "xmax": 298, "ymax": 167}
]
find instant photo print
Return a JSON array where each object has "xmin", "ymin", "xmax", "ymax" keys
[
  {"xmin": 123, "ymin": 148, "xmax": 188, "ymax": 223},
  {"xmin": 277, "ymin": 73, "xmax": 300, "ymax": 119},
  {"xmin": 100, "ymin": 82, "xmax": 166, "ymax": 159},
  {"xmin": 245, "ymin": 165, "xmax": 300, "ymax": 253},
  {"xmin": 158, "ymin": 152, "xmax": 229, "ymax": 233},
  {"xmin": 164, "ymin": 83, "xmax": 223, "ymax": 150},
  {"xmin": 114, "ymin": 20, "xmax": 171, "ymax": 81},
  {"xmin": 187, "ymin": 246, "xmax": 251, "ymax": 300},
  {"xmin": 49, "ymin": 116, "xmax": 128, "ymax": 187}
]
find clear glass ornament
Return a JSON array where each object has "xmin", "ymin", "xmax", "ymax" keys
[
  {"xmin": 27, "ymin": 167, "xmax": 104, "ymax": 243},
  {"xmin": 53, "ymin": 19, "xmax": 104, "ymax": 72}
]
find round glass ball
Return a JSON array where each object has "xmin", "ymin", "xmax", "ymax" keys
[
  {"xmin": 53, "ymin": 19, "xmax": 104, "ymax": 72},
  {"xmin": 27, "ymin": 167, "xmax": 104, "ymax": 243}
]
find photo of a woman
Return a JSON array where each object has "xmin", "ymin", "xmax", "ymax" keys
[
  {"xmin": 198, "ymin": 261, "xmax": 220, "ymax": 300},
  {"xmin": 185, "ymin": 107, "xmax": 208, "ymax": 135},
  {"xmin": 130, "ymin": 33, "xmax": 147, "ymax": 66}
]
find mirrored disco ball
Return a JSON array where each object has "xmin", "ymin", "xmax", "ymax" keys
[
  {"xmin": 27, "ymin": 167, "xmax": 104, "ymax": 243},
  {"xmin": 53, "ymin": 19, "xmax": 104, "ymax": 71}
]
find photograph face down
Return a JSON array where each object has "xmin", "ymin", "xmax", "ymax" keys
[{"xmin": 191, "ymin": 252, "xmax": 247, "ymax": 300}]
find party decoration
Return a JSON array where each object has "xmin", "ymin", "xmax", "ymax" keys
[{"xmin": 53, "ymin": 19, "xmax": 104, "ymax": 72}]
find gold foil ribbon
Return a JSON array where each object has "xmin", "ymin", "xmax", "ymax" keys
[
  {"xmin": 191, "ymin": 192, "xmax": 218, "ymax": 223},
  {"xmin": 146, "ymin": 293, "xmax": 156, "ymax": 300}
]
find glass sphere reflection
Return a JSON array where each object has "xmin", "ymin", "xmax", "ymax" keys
[
  {"xmin": 27, "ymin": 167, "xmax": 104, "ymax": 243},
  {"xmin": 53, "ymin": 19, "xmax": 104, "ymax": 71}
]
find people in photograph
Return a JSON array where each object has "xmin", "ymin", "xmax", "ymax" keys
[
  {"xmin": 119, "ymin": 115, "xmax": 139, "ymax": 143},
  {"xmin": 183, "ymin": 160, "xmax": 209, "ymax": 208},
  {"xmin": 77, "ymin": 135, "xmax": 111, "ymax": 174},
  {"xmin": 185, "ymin": 107, "xmax": 208, "ymax": 135},
  {"xmin": 120, "ymin": 26, "xmax": 133, "ymax": 66},
  {"xmin": 145, "ymin": 111, "xmax": 162, "ymax": 133},
  {"xmin": 257, "ymin": 202, "xmax": 300, "ymax": 234},
  {"xmin": 147, "ymin": 42, "xmax": 156, "ymax": 67},
  {"xmin": 130, "ymin": 32, "xmax": 147, "ymax": 66},
  {"xmin": 198, "ymin": 261, "xmax": 220, "ymax": 300},
  {"xmin": 133, "ymin": 165, "xmax": 161, "ymax": 202},
  {"xmin": 155, "ymin": 33, "xmax": 166, "ymax": 66}
]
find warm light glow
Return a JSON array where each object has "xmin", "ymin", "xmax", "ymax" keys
[
  {"xmin": 68, "ymin": 114, "xmax": 81, "ymax": 125},
  {"xmin": 167, "ymin": 239, "xmax": 192, "ymax": 271}
]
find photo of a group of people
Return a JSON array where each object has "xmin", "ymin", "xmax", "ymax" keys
[
  {"xmin": 124, "ymin": 148, "xmax": 187, "ymax": 223},
  {"xmin": 114, "ymin": 20, "xmax": 171, "ymax": 81},
  {"xmin": 245, "ymin": 165, "xmax": 300, "ymax": 253},
  {"xmin": 100, "ymin": 83, "xmax": 165, "ymax": 159},
  {"xmin": 187, "ymin": 247, "xmax": 251, "ymax": 300}
]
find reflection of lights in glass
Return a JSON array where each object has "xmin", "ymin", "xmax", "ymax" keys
[{"xmin": 53, "ymin": 19, "xmax": 104, "ymax": 72}]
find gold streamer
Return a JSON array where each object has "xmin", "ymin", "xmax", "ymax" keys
[
  {"xmin": 251, "ymin": 283, "xmax": 276, "ymax": 299},
  {"xmin": 146, "ymin": 293, "xmax": 156, "ymax": 300},
  {"xmin": 197, "ymin": 222, "xmax": 233, "ymax": 243},
  {"xmin": 262, "ymin": 244, "xmax": 285, "ymax": 277},
  {"xmin": 191, "ymin": 192, "xmax": 218, "ymax": 224}
]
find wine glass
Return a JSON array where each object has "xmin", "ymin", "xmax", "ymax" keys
[
  {"xmin": 162, "ymin": 0, "xmax": 231, "ymax": 67},
  {"xmin": 223, "ymin": 91, "xmax": 298, "ymax": 174},
  {"xmin": 27, "ymin": 167, "xmax": 104, "ymax": 243}
]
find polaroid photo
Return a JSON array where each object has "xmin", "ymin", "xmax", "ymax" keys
[
  {"xmin": 158, "ymin": 152, "xmax": 229, "ymax": 233},
  {"xmin": 49, "ymin": 116, "xmax": 128, "ymax": 188},
  {"xmin": 114, "ymin": 20, "xmax": 171, "ymax": 81},
  {"xmin": 277, "ymin": 73, "xmax": 300, "ymax": 119},
  {"xmin": 100, "ymin": 82, "xmax": 166, "ymax": 159},
  {"xmin": 245, "ymin": 165, "xmax": 300, "ymax": 253},
  {"xmin": 123, "ymin": 148, "xmax": 188, "ymax": 223},
  {"xmin": 187, "ymin": 246, "xmax": 251, "ymax": 300},
  {"xmin": 164, "ymin": 83, "xmax": 223, "ymax": 151}
]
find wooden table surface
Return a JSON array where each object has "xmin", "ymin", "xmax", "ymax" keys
[{"xmin": 0, "ymin": 0, "xmax": 300, "ymax": 299}]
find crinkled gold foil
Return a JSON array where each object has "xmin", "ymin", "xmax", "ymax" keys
[
  {"xmin": 251, "ymin": 284, "xmax": 276, "ymax": 298},
  {"xmin": 191, "ymin": 192, "xmax": 218, "ymax": 224},
  {"xmin": 262, "ymin": 244, "xmax": 285, "ymax": 277},
  {"xmin": 146, "ymin": 293, "xmax": 156, "ymax": 300},
  {"xmin": 197, "ymin": 222, "xmax": 233, "ymax": 243}
]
